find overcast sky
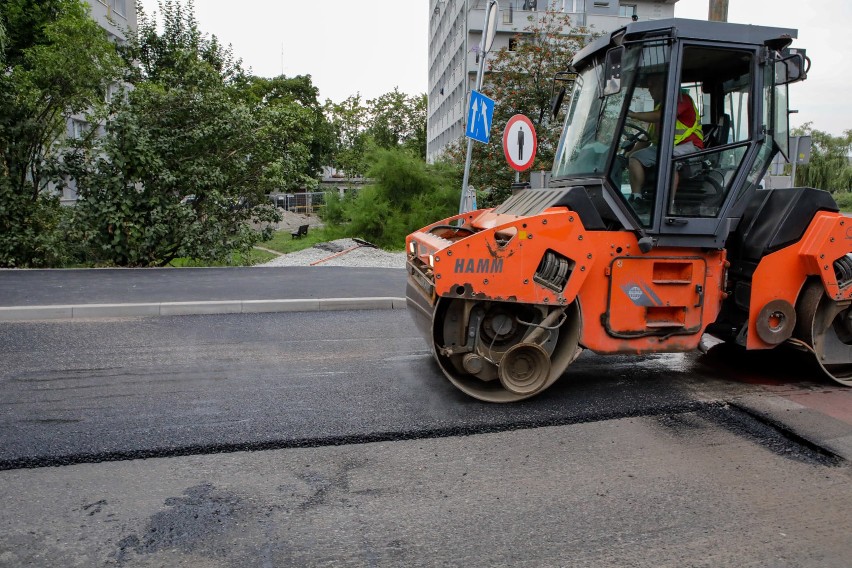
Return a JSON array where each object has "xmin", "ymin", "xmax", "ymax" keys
[
  {"xmin": 137, "ymin": 0, "xmax": 850, "ymax": 136},
  {"xmin": 137, "ymin": 0, "xmax": 430, "ymax": 104}
]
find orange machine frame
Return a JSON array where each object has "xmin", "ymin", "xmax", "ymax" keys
[{"xmin": 407, "ymin": 207, "xmax": 729, "ymax": 355}]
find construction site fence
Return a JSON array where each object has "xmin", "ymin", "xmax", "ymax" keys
[{"xmin": 268, "ymin": 192, "xmax": 326, "ymax": 214}]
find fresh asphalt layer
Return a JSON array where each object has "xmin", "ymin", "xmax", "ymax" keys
[
  {"xmin": 0, "ymin": 267, "xmax": 407, "ymax": 320},
  {"xmin": 2, "ymin": 266, "xmax": 851, "ymax": 464}
]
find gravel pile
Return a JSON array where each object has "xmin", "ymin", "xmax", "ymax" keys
[{"xmin": 258, "ymin": 238, "xmax": 407, "ymax": 269}]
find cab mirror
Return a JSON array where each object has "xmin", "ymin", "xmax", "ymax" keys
[
  {"xmin": 776, "ymin": 51, "xmax": 808, "ymax": 85},
  {"xmin": 546, "ymin": 70, "xmax": 577, "ymax": 120},
  {"xmin": 603, "ymin": 46, "xmax": 624, "ymax": 95},
  {"xmin": 550, "ymin": 88, "xmax": 566, "ymax": 118}
]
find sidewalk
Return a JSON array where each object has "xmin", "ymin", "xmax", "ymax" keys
[
  {"xmin": 733, "ymin": 385, "xmax": 852, "ymax": 462},
  {"xmin": 0, "ymin": 266, "xmax": 407, "ymax": 320}
]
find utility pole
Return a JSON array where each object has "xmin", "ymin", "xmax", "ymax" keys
[{"xmin": 709, "ymin": 0, "xmax": 728, "ymax": 22}]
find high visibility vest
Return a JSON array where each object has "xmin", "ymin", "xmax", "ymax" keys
[
  {"xmin": 646, "ymin": 97, "xmax": 704, "ymax": 146},
  {"xmin": 674, "ymin": 96, "xmax": 704, "ymax": 146}
]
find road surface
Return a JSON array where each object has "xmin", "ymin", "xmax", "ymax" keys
[{"xmin": 0, "ymin": 310, "xmax": 850, "ymax": 567}]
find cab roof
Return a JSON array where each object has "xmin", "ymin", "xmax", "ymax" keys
[{"xmin": 572, "ymin": 18, "xmax": 798, "ymax": 67}]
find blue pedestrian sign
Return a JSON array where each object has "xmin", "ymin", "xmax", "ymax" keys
[{"xmin": 466, "ymin": 90, "xmax": 495, "ymax": 144}]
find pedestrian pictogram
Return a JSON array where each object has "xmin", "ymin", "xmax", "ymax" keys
[
  {"xmin": 466, "ymin": 90, "xmax": 495, "ymax": 144},
  {"xmin": 503, "ymin": 114, "xmax": 537, "ymax": 171}
]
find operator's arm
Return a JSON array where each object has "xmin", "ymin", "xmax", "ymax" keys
[
  {"xmin": 625, "ymin": 108, "xmax": 659, "ymax": 154},
  {"xmin": 627, "ymin": 108, "xmax": 661, "ymax": 123}
]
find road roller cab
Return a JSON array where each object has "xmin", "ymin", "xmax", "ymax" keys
[{"xmin": 406, "ymin": 18, "xmax": 852, "ymax": 402}]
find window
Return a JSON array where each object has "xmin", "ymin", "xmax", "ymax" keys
[
  {"xmin": 509, "ymin": 38, "xmax": 518, "ymax": 51},
  {"xmin": 772, "ymin": 68, "xmax": 790, "ymax": 158},
  {"xmin": 105, "ymin": 83, "xmax": 121, "ymax": 103},
  {"xmin": 101, "ymin": 0, "xmax": 125, "ymax": 18},
  {"xmin": 667, "ymin": 47, "xmax": 756, "ymax": 217},
  {"xmin": 70, "ymin": 120, "xmax": 88, "ymax": 140},
  {"xmin": 619, "ymin": 4, "xmax": 637, "ymax": 18},
  {"xmin": 563, "ymin": 0, "xmax": 587, "ymax": 23}
]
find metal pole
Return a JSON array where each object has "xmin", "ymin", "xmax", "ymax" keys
[
  {"xmin": 460, "ymin": 0, "xmax": 498, "ymax": 215},
  {"xmin": 708, "ymin": 0, "xmax": 728, "ymax": 22},
  {"xmin": 791, "ymin": 135, "xmax": 800, "ymax": 187}
]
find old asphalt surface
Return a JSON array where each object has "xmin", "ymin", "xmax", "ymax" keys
[{"xmin": 1, "ymin": 264, "xmax": 851, "ymax": 464}]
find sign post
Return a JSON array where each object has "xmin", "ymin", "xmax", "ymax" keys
[
  {"xmin": 502, "ymin": 114, "xmax": 537, "ymax": 172},
  {"xmin": 460, "ymin": 0, "xmax": 500, "ymax": 215}
]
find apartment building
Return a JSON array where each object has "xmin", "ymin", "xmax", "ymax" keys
[
  {"xmin": 62, "ymin": 0, "xmax": 138, "ymax": 203},
  {"xmin": 87, "ymin": 0, "xmax": 137, "ymax": 38},
  {"xmin": 426, "ymin": 0, "xmax": 679, "ymax": 163}
]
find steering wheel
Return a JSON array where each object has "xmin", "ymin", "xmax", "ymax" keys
[{"xmin": 620, "ymin": 121, "xmax": 652, "ymax": 151}]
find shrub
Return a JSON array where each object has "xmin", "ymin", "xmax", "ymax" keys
[{"xmin": 322, "ymin": 148, "xmax": 461, "ymax": 249}]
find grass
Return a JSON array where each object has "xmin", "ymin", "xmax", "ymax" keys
[
  {"xmin": 164, "ymin": 225, "xmax": 344, "ymax": 267},
  {"xmin": 259, "ymin": 225, "xmax": 345, "ymax": 255},
  {"xmin": 167, "ymin": 248, "xmax": 278, "ymax": 267}
]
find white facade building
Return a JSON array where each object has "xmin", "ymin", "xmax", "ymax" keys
[
  {"xmin": 62, "ymin": 1, "xmax": 137, "ymax": 203},
  {"xmin": 426, "ymin": 0, "xmax": 679, "ymax": 163},
  {"xmin": 87, "ymin": 0, "xmax": 136, "ymax": 40}
]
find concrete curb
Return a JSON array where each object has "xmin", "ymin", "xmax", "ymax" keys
[{"xmin": 0, "ymin": 297, "xmax": 408, "ymax": 321}]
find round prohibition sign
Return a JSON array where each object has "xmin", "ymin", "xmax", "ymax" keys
[{"xmin": 502, "ymin": 114, "xmax": 537, "ymax": 171}]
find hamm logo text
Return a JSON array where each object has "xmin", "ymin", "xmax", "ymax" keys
[{"xmin": 454, "ymin": 258, "xmax": 504, "ymax": 273}]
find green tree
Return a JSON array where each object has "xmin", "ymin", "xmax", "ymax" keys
[
  {"xmin": 791, "ymin": 123, "xmax": 852, "ymax": 193},
  {"xmin": 367, "ymin": 89, "xmax": 428, "ymax": 159},
  {"xmin": 64, "ymin": 0, "xmax": 328, "ymax": 266},
  {"xmin": 0, "ymin": 0, "xmax": 122, "ymax": 267},
  {"xmin": 0, "ymin": 15, "xmax": 6, "ymax": 60},
  {"xmin": 66, "ymin": 72, "xmax": 292, "ymax": 266},
  {"xmin": 236, "ymin": 74, "xmax": 336, "ymax": 187},
  {"xmin": 325, "ymin": 94, "xmax": 370, "ymax": 181},
  {"xmin": 443, "ymin": 4, "xmax": 592, "ymax": 206},
  {"xmin": 130, "ymin": 0, "xmax": 242, "ymax": 85},
  {"xmin": 325, "ymin": 89, "xmax": 428, "ymax": 182},
  {"xmin": 405, "ymin": 93, "xmax": 428, "ymax": 159}
]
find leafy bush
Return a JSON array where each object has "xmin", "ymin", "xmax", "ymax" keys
[
  {"xmin": 0, "ymin": 178, "xmax": 79, "ymax": 267},
  {"xmin": 831, "ymin": 191, "xmax": 852, "ymax": 212},
  {"xmin": 65, "ymin": 76, "xmax": 284, "ymax": 266},
  {"xmin": 321, "ymin": 148, "xmax": 461, "ymax": 249},
  {"xmin": 792, "ymin": 124, "xmax": 852, "ymax": 193},
  {"xmin": 0, "ymin": 0, "xmax": 122, "ymax": 267}
]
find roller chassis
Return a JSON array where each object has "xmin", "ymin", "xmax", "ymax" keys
[{"xmin": 406, "ymin": 207, "xmax": 729, "ymax": 401}]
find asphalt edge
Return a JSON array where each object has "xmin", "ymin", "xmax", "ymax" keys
[
  {"xmin": 0, "ymin": 297, "xmax": 408, "ymax": 321},
  {"xmin": 729, "ymin": 394, "xmax": 852, "ymax": 463}
]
